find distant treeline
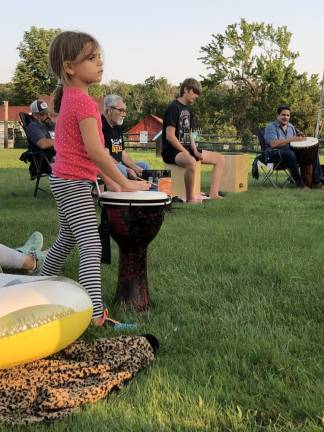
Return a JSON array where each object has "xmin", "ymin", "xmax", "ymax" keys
[{"xmin": 0, "ymin": 21, "xmax": 322, "ymax": 137}]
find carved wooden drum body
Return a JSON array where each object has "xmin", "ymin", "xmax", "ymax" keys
[
  {"xmin": 290, "ymin": 137, "xmax": 319, "ymax": 187},
  {"xmin": 290, "ymin": 137, "xmax": 319, "ymax": 166},
  {"xmin": 99, "ymin": 191, "xmax": 171, "ymax": 310}
]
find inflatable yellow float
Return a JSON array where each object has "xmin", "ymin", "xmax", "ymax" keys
[{"xmin": 0, "ymin": 274, "xmax": 93, "ymax": 369}]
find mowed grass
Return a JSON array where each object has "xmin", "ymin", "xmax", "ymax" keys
[{"xmin": 0, "ymin": 149, "xmax": 324, "ymax": 432}]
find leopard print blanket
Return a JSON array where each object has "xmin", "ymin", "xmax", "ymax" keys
[{"xmin": 0, "ymin": 335, "xmax": 157, "ymax": 425}]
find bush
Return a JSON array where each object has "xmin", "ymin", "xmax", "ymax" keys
[{"xmin": 241, "ymin": 128, "xmax": 255, "ymax": 148}]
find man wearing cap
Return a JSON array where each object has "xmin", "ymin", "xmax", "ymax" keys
[{"xmin": 26, "ymin": 99, "xmax": 56, "ymax": 161}]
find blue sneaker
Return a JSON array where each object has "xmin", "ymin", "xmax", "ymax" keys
[
  {"xmin": 92, "ymin": 308, "xmax": 138, "ymax": 330},
  {"xmin": 16, "ymin": 231, "xmax": 43, "ymax": 255},
  {"xmin": 111, "ymin": 321, "xmax": 138, "ymax": 331}
]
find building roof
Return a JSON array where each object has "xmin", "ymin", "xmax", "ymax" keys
[
  {"xmin": 126, "ymin": 114, "xmax": 163, "ymax": 141},
  {"xmin": 127, "ymin": 115, "xmax": 163, "ymax": 133},
  {"xmin": 150, "ymin": 114, "xmax": 163, "ymax": 125}
]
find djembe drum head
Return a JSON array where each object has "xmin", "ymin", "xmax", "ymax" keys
[{"xmin": 290, "ymin": 137, "xmax": 319, "ymax": 166}]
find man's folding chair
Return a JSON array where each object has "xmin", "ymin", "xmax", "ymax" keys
[
  {"xmin": 251, "ymin": 128, "xmax": 293, "ymax": 187},
  {"xmin": 19, "ymin": 112, "xmax": 52, "ymax": 197}
]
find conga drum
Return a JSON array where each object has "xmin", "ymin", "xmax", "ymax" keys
[
  {"xmin": 290, "ymin": 137, "xmax": 319, "ymax": 187},
  {"xmin": 99, "ymin": 191, "xmax": 171, "ymax": 311}
]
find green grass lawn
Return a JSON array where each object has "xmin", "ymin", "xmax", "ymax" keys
[{"xmin": 0, "ymin": 149, "xmax": 324, "ymax": 431}]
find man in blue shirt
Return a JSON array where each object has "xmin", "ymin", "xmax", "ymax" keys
[
  {"xmin": 264, "ymin": 104, "xmax": 321, "ymax": 187},
  {"xmin": 26, "ymin": 100, "xmax": 55, "ymax": 162}
]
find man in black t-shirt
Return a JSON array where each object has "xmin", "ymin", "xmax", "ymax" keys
[
  {"xmin": 26, "ymin": 99, "xmax": 56, "ymax": 162},
  {"xmin": 162, "ymin": 78, "xmax": 225, "ymax": 202},
  {"xmin": 102, "ymin": 95, "xmax": 149, "ymax": 179}
]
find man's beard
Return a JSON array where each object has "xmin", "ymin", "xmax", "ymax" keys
[
  {"xmin": 116, "ymin": 119, "xmax": 124, "ymax": 126},
  {"xmin": 43, "ymin": 117, "xmax": 55, "ymax": 130}
]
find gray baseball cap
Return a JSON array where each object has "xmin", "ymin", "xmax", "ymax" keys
[{"xmin": 30, "ymin": 99, "xmax": 49, "ymax": 114}]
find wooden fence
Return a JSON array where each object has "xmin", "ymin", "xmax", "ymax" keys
[{"xmin": 10, "ymin": 130, "xmax": 324, "ymax": 154}]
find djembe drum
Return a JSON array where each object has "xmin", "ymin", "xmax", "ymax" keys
[
  {"xmin": 290, "ymin": 137, "xmax": 319, "ymax": 187},
  {"xmin": 99, "ymin": 191, "xmax": 171, "ymax": 311}
]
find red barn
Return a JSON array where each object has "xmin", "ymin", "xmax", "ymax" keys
[
  {"xmin": 126, "ymin": 115, "xmax": 163, "ymax": 142},
  {"xmin": 0, "ymin": 106, "xmax": 29, "ymax": 121}
]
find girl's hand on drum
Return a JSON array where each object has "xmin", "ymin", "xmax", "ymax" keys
[
  {"xmin": 104, "ymin": 179, "xmax": 122, "ymax": 192},
  {"xmin": 107, "ymin": 183, "xmax": 123, "ymax": 192},
  {"xmin": 123, "ymin": 180, "xmax": 150, "ymax": 192}
]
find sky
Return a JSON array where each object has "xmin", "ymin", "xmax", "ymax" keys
[{"xmin": 1, "ymin": 0, "xmax": 323, "ymax": 86}]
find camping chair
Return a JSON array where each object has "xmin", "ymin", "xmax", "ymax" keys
[
  {"xmin": 251, "ymin": 128, "xmax": 293, "ymax": 187},
  {"xmin": 19, "ymin": 112, "xmax": 52, "ymax": 197}
]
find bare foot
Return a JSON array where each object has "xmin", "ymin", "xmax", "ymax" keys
[
  {"xmin": 187, "ymin": 196, "xmax": 204, "ymax": 204},
  {"xmin": 210, "ymin": 194, "xmax": 224, "ymax": 200}
]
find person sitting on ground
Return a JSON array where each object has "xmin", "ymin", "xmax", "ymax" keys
[
  {"xmin": 26, "ymin": 99, "xmax": 56, "ymax": 162},
  {"xmin": 264, "ymin": 104, "xmax": 322, "ymax": 188},
  {"xmin": 0, "ymin": 231, "xmax": 44, "ymax": 274},
  {"xmin": 161, "ymin": 78, "xmax": 225, "ymax": 203},
  {"xmin": 101, "ymin": 94, "xmax": 149, "ymax": 179}
]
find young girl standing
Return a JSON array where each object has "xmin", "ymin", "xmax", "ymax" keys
[{"xmin": 41, "ymin": 31, "xmax": 149, "ymax": 326}]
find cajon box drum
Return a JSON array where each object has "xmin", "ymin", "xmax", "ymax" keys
[
  {"xmin": 219, "ymin": 153, "xmax": 248, "ymax": 193},
  {"xmin": 164, "ymin": 161, "xmax": 201, "ymax": 200}
]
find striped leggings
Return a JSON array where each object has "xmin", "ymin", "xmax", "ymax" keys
[{"xmin": 41, "ymin": 175, "xmax": 103, "ymax": 318}]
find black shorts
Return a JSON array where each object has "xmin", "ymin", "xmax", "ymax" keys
[{"xmin": 162, "ymin": 146, "xmax": 202, "ymax": 164}]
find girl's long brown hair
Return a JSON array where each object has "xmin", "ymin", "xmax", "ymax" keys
[{"xmin": 48, "ymin": 31, "xmax": 100, "ymax": 113}]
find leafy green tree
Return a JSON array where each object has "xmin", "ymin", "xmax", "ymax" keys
[
  {"xmin": 89, "ymin": 83, "xmax": 110, "ymax": 98},
  {"xmin": 199, "ymin": 19, "xmax": 320, "ymax": 134},
  {"xmin": 12, "ymin": 26, "xmax": 61, "ymax": 104},
  {"xmin": 98, "ymin": 77, "xmax": 177, "ymax": 130},
  {"xmin": 0, "ymin": 83, "xmax": 15, "ymax": 104},
  {"xmin": 141, "ymin": 76, "xmax": 177, "ymax": 118},
  {"xmin": 193, "ymin": 83, "xmax": 235, "ymax": 133}
]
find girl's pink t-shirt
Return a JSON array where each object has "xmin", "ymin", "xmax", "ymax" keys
[{"xmin": 52, "ymin": 87, "xmax": 104, "ymax": 182}]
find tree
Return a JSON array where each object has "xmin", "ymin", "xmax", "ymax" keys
[
  {"xmin": 12, "ymin": 26, "xmax": 61, "ymax": 104},
  {"xmin": 199, "ymin": 19, "xmax": 320, "ymax": 134},
  {"xmin": 0, "ymin": 83, "xmax": 15, "ymax": 104},
  {"xmin": 193, "ymin": 83, "xmax": 235, "ymax": 133},
  {"xmin": 89, "ymin": 83, "xmax": 110, "ymax": 98},
  {"xmin": 141, "ymin": 76, "xmax": 177, "ymax": 118},
  {"xmin": 97, "ymin": 77, "xmax": 177, "ymax": 130}
]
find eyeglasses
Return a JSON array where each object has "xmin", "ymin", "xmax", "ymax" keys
[{"xmin": 111, "ymin": 107, "xmax": 126, "ymax": 114}]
